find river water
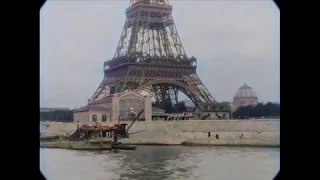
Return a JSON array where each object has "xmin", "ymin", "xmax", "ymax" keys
[{"xmin": 40, "ymin": 146, "xmax": 279, "ymax": 180}]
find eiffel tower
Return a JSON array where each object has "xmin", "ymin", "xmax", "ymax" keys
[{"xmin": 90, "ymin": 0, "xmax": 219, "ymax": 114}]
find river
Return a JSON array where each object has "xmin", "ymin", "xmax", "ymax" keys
[{"xmin": 40, "ymin": 146, "xmax": 279, "ymax": 180}]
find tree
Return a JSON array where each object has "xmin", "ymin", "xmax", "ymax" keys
[
  {"xmin": 233, "ymin": 102, "xmax": 280, "ymax": 119},
  {"xmin": 152, "ymin": 100, "xmax": 187, "ymax": 113},
  {"xmin": 173, "ymin": 101, "xmax": 187, "ymax": 113},
  {"xmin": 152, "ymin": 99, "xmax": 173, "ymax": 113}
]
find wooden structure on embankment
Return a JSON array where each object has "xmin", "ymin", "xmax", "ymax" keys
[{"xmin": 62, "ymin": 109, "xmax": 145, "ymax": 150}]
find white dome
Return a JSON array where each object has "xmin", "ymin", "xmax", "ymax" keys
[{"xmin": 234, "ymin": 83, "xmax": 258, "ymax": 99}]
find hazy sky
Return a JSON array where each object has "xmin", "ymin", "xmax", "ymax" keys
[{"xmin": 40, "ymin": 0, "xmax": 280, "ymax": 109}]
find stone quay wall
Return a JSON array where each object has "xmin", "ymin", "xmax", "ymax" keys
[
  {"xmin": 40, "ymin": 120, "xmax": 280, "ymax": 147},
  {"xmin": 121, "ymin": 120, "xmax": 280, "ymax": 146}
]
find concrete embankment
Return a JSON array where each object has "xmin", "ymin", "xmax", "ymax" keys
[
  {"xmin": 120, "ymin": 120, "xmax": 280, "ymax": 147},
  {"xmin": 40, "ymin": 120, "xmax": 280, "ymax": 147}
]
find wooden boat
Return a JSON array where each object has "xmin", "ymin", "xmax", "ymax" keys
[
  {"xmin": 71, "ymin": 146, "xmax": 112, "ymax": 150},
  {"xmin": 40, "ymin": 136, "xmax": 60, "ymax": 142},
  {"xmin": 89, "ymin": 139, "xmax": 112, "ymax": 144},
  {"xmin": 111, "ymin": 144, "xmax": 137, "ymax": 150}
]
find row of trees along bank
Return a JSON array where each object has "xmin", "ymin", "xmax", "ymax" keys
[
  {"xmin": 152, "ymin": 100, "xmax": 188, "ymax": 113},
  {"xmin": 232, "ymin": 102, "xmax": 280, "ymax": 119},
  {"xmin": 40, "ymin": 110, "xmax": 73, "ymax": 122},
  {"xmin": 152, "ymin": 100, "xmax": 231, "ymax": 114}
]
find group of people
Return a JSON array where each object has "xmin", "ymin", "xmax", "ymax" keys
[
  {"xmin": 207, "ymin": 132, "xmax": 219, "ymax": 139},
  {"xmin": 207, "ymin": 132, "xmax": 244, "ymax": 139}
]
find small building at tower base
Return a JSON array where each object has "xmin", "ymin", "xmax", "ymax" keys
[{"xmin": 73, "ymin": 91, "xmax": 153, "ymax": 123}]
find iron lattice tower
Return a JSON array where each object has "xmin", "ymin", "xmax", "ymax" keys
[{"xmin": 91, "ymin": 0, "xmax": 217, "ymax": 112}]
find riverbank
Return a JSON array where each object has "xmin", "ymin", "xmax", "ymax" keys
[
  {"xmin": 118, "ymin": 133, "xmax": 279, "ymax": 147},
  {"xmin": 40, "ymin": 137, "xmax": 279, "ymax": 149},
  {"xmin": 40, "ymin": 119, "xmax": 280, "ymax": 147},
  {"xmin": 120, "ymin": 120, "xmax": 280, "ymax": 147}
]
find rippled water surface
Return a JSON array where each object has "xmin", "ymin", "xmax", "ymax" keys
[{"xmin": 40, "ymin": 146, "xmax": 279, "ymax": 180}]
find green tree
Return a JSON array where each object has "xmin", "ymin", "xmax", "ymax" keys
[
  {"xmin": 173, "ymin": 101, "xmax": 187, "ymax": 113},
  {"xmin": 233, "ymin": 102, "xmax": 280, "ymax": 119},
  {"xmin": 152, "ymin": 100, "xmax": 187, "ymax": 113}
]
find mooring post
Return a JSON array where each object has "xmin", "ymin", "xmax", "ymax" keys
[
  {"xmin": 100, "ymin": 131, "xmax": 103, "ymax": 144},
  {"xmin": 113, "ymin": 132, "xmax": 118, "ymax": 145}
]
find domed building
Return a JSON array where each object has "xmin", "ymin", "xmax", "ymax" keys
[{"xmin": 232, "ymin": 82, "xmax": 258, "ymax": 111}]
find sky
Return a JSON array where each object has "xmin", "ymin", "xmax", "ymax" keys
[{"xmin": 40, "ymin": 0, "xmax": 280, "ymax": 109}]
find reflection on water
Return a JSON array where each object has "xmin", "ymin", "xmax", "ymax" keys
[{"xmin": 40, "ymin": 146, "xmax": 279, "ymax": 180}]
